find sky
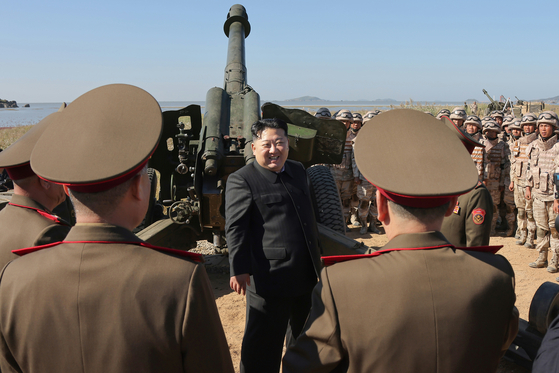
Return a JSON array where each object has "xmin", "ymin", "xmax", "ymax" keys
[{"xmin": 2, "ymin": 0, "xmax": 558, "ymax": 103}]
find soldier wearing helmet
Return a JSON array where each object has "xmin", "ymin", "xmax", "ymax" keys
[
  {"xmin": 314, "ymin": 107, "xmax": 332, "ymax": 119},
  {"xmin": 363, "ymin": 111, "xmax": 379, "ymax": 124},
  {"xmin": 526, "ymin": 111, "xmax": 559, "ymax": 274},
  {"xmin": 510, "ymin": 115, "xmax": 538, "ymax": 248},
  {"xmin": 330, "ymin": 110, "xmax": 357, "ymax": 226},
  {"xmin": 464, "ymin": 115, "xmax": 485, "ymax": 182},
  {"xmin": 351, "ymin": 111, "xmax": 380, "ymax": 235},
  {"xmin": 482, "ymin": 120, "xmax": 510, "ymax": 236},
  {"xmin": 491, "ymin": 110, "xmax": 504, "ymax": 127},
  {"xmin": 449, "ymin": 107, "xmax": 467, "ymax": 128},
  {"xmin": 436, "ymin": 109, "xmax": 451, "ymax": 120}
]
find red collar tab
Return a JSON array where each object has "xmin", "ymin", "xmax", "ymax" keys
[
  {"xmin": 321, "ymin": 244, "xmax": 503, "ymax": 267},
  {"xmin": 5, "ymin": 163, "xmax": 35, "ymax": 180},
  {"xmin": 7, "ymin": 202, "xmax": 69, "ymax": 226},
  {"xmin": 12, "ymin": 240, "xmax": 204, "ymax": 263}
]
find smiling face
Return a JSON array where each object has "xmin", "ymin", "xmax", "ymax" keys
[{"xmin": 251, "ymin": 128, "xmax": 289, "ymax": 172}]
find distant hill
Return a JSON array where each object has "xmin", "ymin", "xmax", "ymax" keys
[
  {"xmin": 284, "ymin": 96, "xmax": 326, "ymax": 102},
  {"xmin": 539, "ymin": 96, "xmax": 559, "ymax": 104}
]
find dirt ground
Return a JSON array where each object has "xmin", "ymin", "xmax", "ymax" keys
[{"xmin": 208, "ymin": 228, "xmax": 553, "ymax": 373}]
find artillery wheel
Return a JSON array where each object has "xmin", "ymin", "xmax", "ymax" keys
[
  {"xmin": 307, "ymin": 165, "xmax": 345, "ymax": 234},
  {"xmin": 134, "ymin": 168, "xmax": 160, "ymax": 232},
  {"xmin": 528, "ymin": 281, "xmax": 559, "ymax": 335}
]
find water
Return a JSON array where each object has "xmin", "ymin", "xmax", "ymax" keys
[{"xmin": 0, "ymin": 100, "xmax": 463, "ymax": 128}]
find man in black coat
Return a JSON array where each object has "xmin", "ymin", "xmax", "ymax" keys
[{"xmin": 225, "ymin": 118, "xmax": 322, "ymax": 373}]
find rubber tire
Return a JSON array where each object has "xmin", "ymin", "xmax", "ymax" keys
[
  {"xmin": 307, "ymin": 165, "xmax": 346, "ymax": 234},
  {"xmin": 134, "ymin": 168, "xmax": 159, "ymax": 232}
]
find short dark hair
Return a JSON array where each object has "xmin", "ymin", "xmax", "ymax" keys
[
  {"xmin": 388, "ymin": 200, "xmax": 451, "ymax": 222},
  {"xmin": 251, "ymin": 118, "xmax": 288, "ymax": 140}
]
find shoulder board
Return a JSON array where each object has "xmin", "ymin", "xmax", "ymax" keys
[
  {"xmin": 8, "ymin": 202, "xmax": 70, "ymax": 226},
  {"xmin": 474, "ymin": 181, "xmax": 483, "ymax": 189},
  {"xmin": 322, "ymin": 244, "xmax": 503, "ymax": 267},
  {"xmin": 322, "ymin": 244, "xmax": 451, "ymax": 267},
  {"xmin": 13, "ymin": 240, "xmax": 204, "ymax": 263}
]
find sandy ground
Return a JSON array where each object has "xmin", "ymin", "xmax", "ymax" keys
[{"xmin": 208, "ymin": 228, "xmax": 552, "ymax": 372}]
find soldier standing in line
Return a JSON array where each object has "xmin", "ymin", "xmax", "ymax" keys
[
  {"xmin": 497, "ymin": 116, "xmax": 515, "ymax": 236},
  {"xmin": 314, "ymin": 107, "xmax": 331, "ymax": 119},
  {"xmin": 348, "ymin": 112, "xmax": 364, "ymax": 227},
  {"xmin": 510, "ymin": 115, "xmax": 538, "ymax": 247},
  {"xmin": 436, "ymin": 108, "xmax": 451, "ymax": 120},
  {"xmin": 351, "ymin": 139, "xmax": 381, "ymax": 235},
  {"xmin": 526, "ymin": 111, "xmax": 559, "ymax": 273},
  {"xmin": 470, "ymin": 101, "xmax": 478, "ymax": 116},
  {"xmin": 482, "ymin": 121, "xmax": 510, "ymax": 236},
  {"xmin": 330, "ymin": 110, "xmax": 356, "ymax": 226},
  {"xmin": 491, "ymin": 110, "xmax": 505, "ymax": 127},
  {"xmin": 464, "ymin": 115, "xmax": 485, "ymax": 182},
  {"xmin": 0, "ymin": 84, "xmax": 234, "ymax": 372},
  {"xmin": 0, "ymin": 111, "xmax": 71, "ymax": 269},
  {"xmin": 450, "ymin": 107, "xmax": 467, "ymax": 129}
]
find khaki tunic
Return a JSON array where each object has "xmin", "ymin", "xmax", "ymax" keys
[
  {"xmin": 283, "ymin": 231, "xmax": 518, "ymax": 373},
  {"xmin": 0, "ymin": 224, "xmax": 234, "ymax": 373},
  {"xmin": 0, "ymin": 194, "xmax": 70, "ymax": 269},
  {"xmin": 441, "ymin": 182, "xmax": 493, "ymax": 247}
]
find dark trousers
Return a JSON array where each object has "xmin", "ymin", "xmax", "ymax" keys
[{"xmin": 240, "ymin": 290, "xmax": 312, "ymax": 373}]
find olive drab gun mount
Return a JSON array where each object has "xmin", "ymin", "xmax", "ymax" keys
[
  {"xmin": 139, "ymin": 4, "xmax": 360, "ymax": 256},
  {"xmin": 482, "ymin": 89, "xmax": 507, "ymax": 114}
]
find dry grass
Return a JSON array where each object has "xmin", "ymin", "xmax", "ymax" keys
[{"xmin": 0, "ymin": 125, "xmax": 33, "ymax": 150}]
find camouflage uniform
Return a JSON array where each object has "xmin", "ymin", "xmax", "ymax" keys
[
  {"xmin": 470, "ymin": 132, "xmax": 485, "ymax": 182},
  {"xmin": 482, "ymin": 127, "xmax": 510, "ymax": 235},
  {"xmin": 351, "ymin": 146, "xmax": 380, "ymax": 234},
  {"xmin": 330, "ymin": 128, "xmax": 357, "ymax": 222},
  {"xmin": 526, "ymin": 134, "xmax": 559, "ymax": 271},
  {"xmin": 500, "ymin": 135, "xmax": 516, "ymax": 235},
  {"xmin": 511, "ymin": 132, "xmax": 538, "ymax": 247}
]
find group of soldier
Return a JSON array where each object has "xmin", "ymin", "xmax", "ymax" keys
[
  {"xmin": 443, "ymin": 107, "xmax": 559, "ymax": 277},
  {"xmin": 314, "ymin": 107, "xmax": 383, "ymax": 235},
  {"xmin": 321, "ymin": 103, "xmax": 559, "ymax": 281}
]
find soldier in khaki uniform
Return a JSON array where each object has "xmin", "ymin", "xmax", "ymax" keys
[
  {"xmin": 464, "ymin": 115, "xmax": 485, "ymax": 181},
  {"xmin": 351, "ymin": 142, "xmax": 380, "ymax": 235},
  {"xmin": 450, "ymin": 107, "xmax": 467, "ymax": 128},
  {"xmin": 526, "ymin": 111, "xmax": 559, "ymax": 273},
  {"xmin": 330, "ymin": 110, "xmax": 356, "ymax": 224},
  {"xmin": 436, "ymin": 108, "xmax": 451, "ymax": 119},
  {"xmin": 314, "ymin": 107, "xmax": 331, "ymax": 119},
  {"xmin": 510, "ymin": 114, "xmax": 538, "ymax": 247},
  {"xmin": 283, "ymin": 110, "xmax": 518, "ymax": 373},
  {"xmin": 0, "ymin": 84, "xmax": 234, "ymax": 373},
  {"xmin": 0, "ymin": 111, "xmax": 70, "ymax": 269},
  {"xmin": 482, "ymin": 121, "xmax": 511, "ymax": 235}
]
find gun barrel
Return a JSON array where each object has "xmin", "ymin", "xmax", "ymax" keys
[
  {"xmin": 482, "ymin": 89, "xmax": 497, "ymax": 104},
  {"xmin": 223, "ymin": 4, "xmax": 251, "ymax": 95}
]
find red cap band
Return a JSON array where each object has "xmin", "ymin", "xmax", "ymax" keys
[
  {"xmin": 377, "ymin": 186, "xmax": 454, "ymax": 208},
  {"xmin": 6, "ymin": 163, "xmax": 35, "ymax": 180},
  {"xmin": 39, "ymin": 157, "xmax": 149, "ymax": 193}
]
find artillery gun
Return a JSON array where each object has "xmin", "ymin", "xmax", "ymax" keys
[
  {"xmin": 482, "ymin": 89, "xmax": 507, "ymax": 114},
  {"xmin": 137, "ymin": 4, "xmax": 364, "ymax": 256},
  {"xmin": 513, "ymin": 96, "xmax": 545, "ymax": 117}
]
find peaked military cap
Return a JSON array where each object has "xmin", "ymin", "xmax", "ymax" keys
[
  {"xmin": 0, "ymin": 110, "xmax": 64, "ymax": 180},
  {"xmin": 440, "ymin": 116, "xmax": 484, "ymax": 155},
  {"xmin": 354, "ymin": 109, "xmax": 478, "ymax": 208},
  {"xmin": 31, "ymin": 84, "xmax": 162, "ymax": 192}
]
